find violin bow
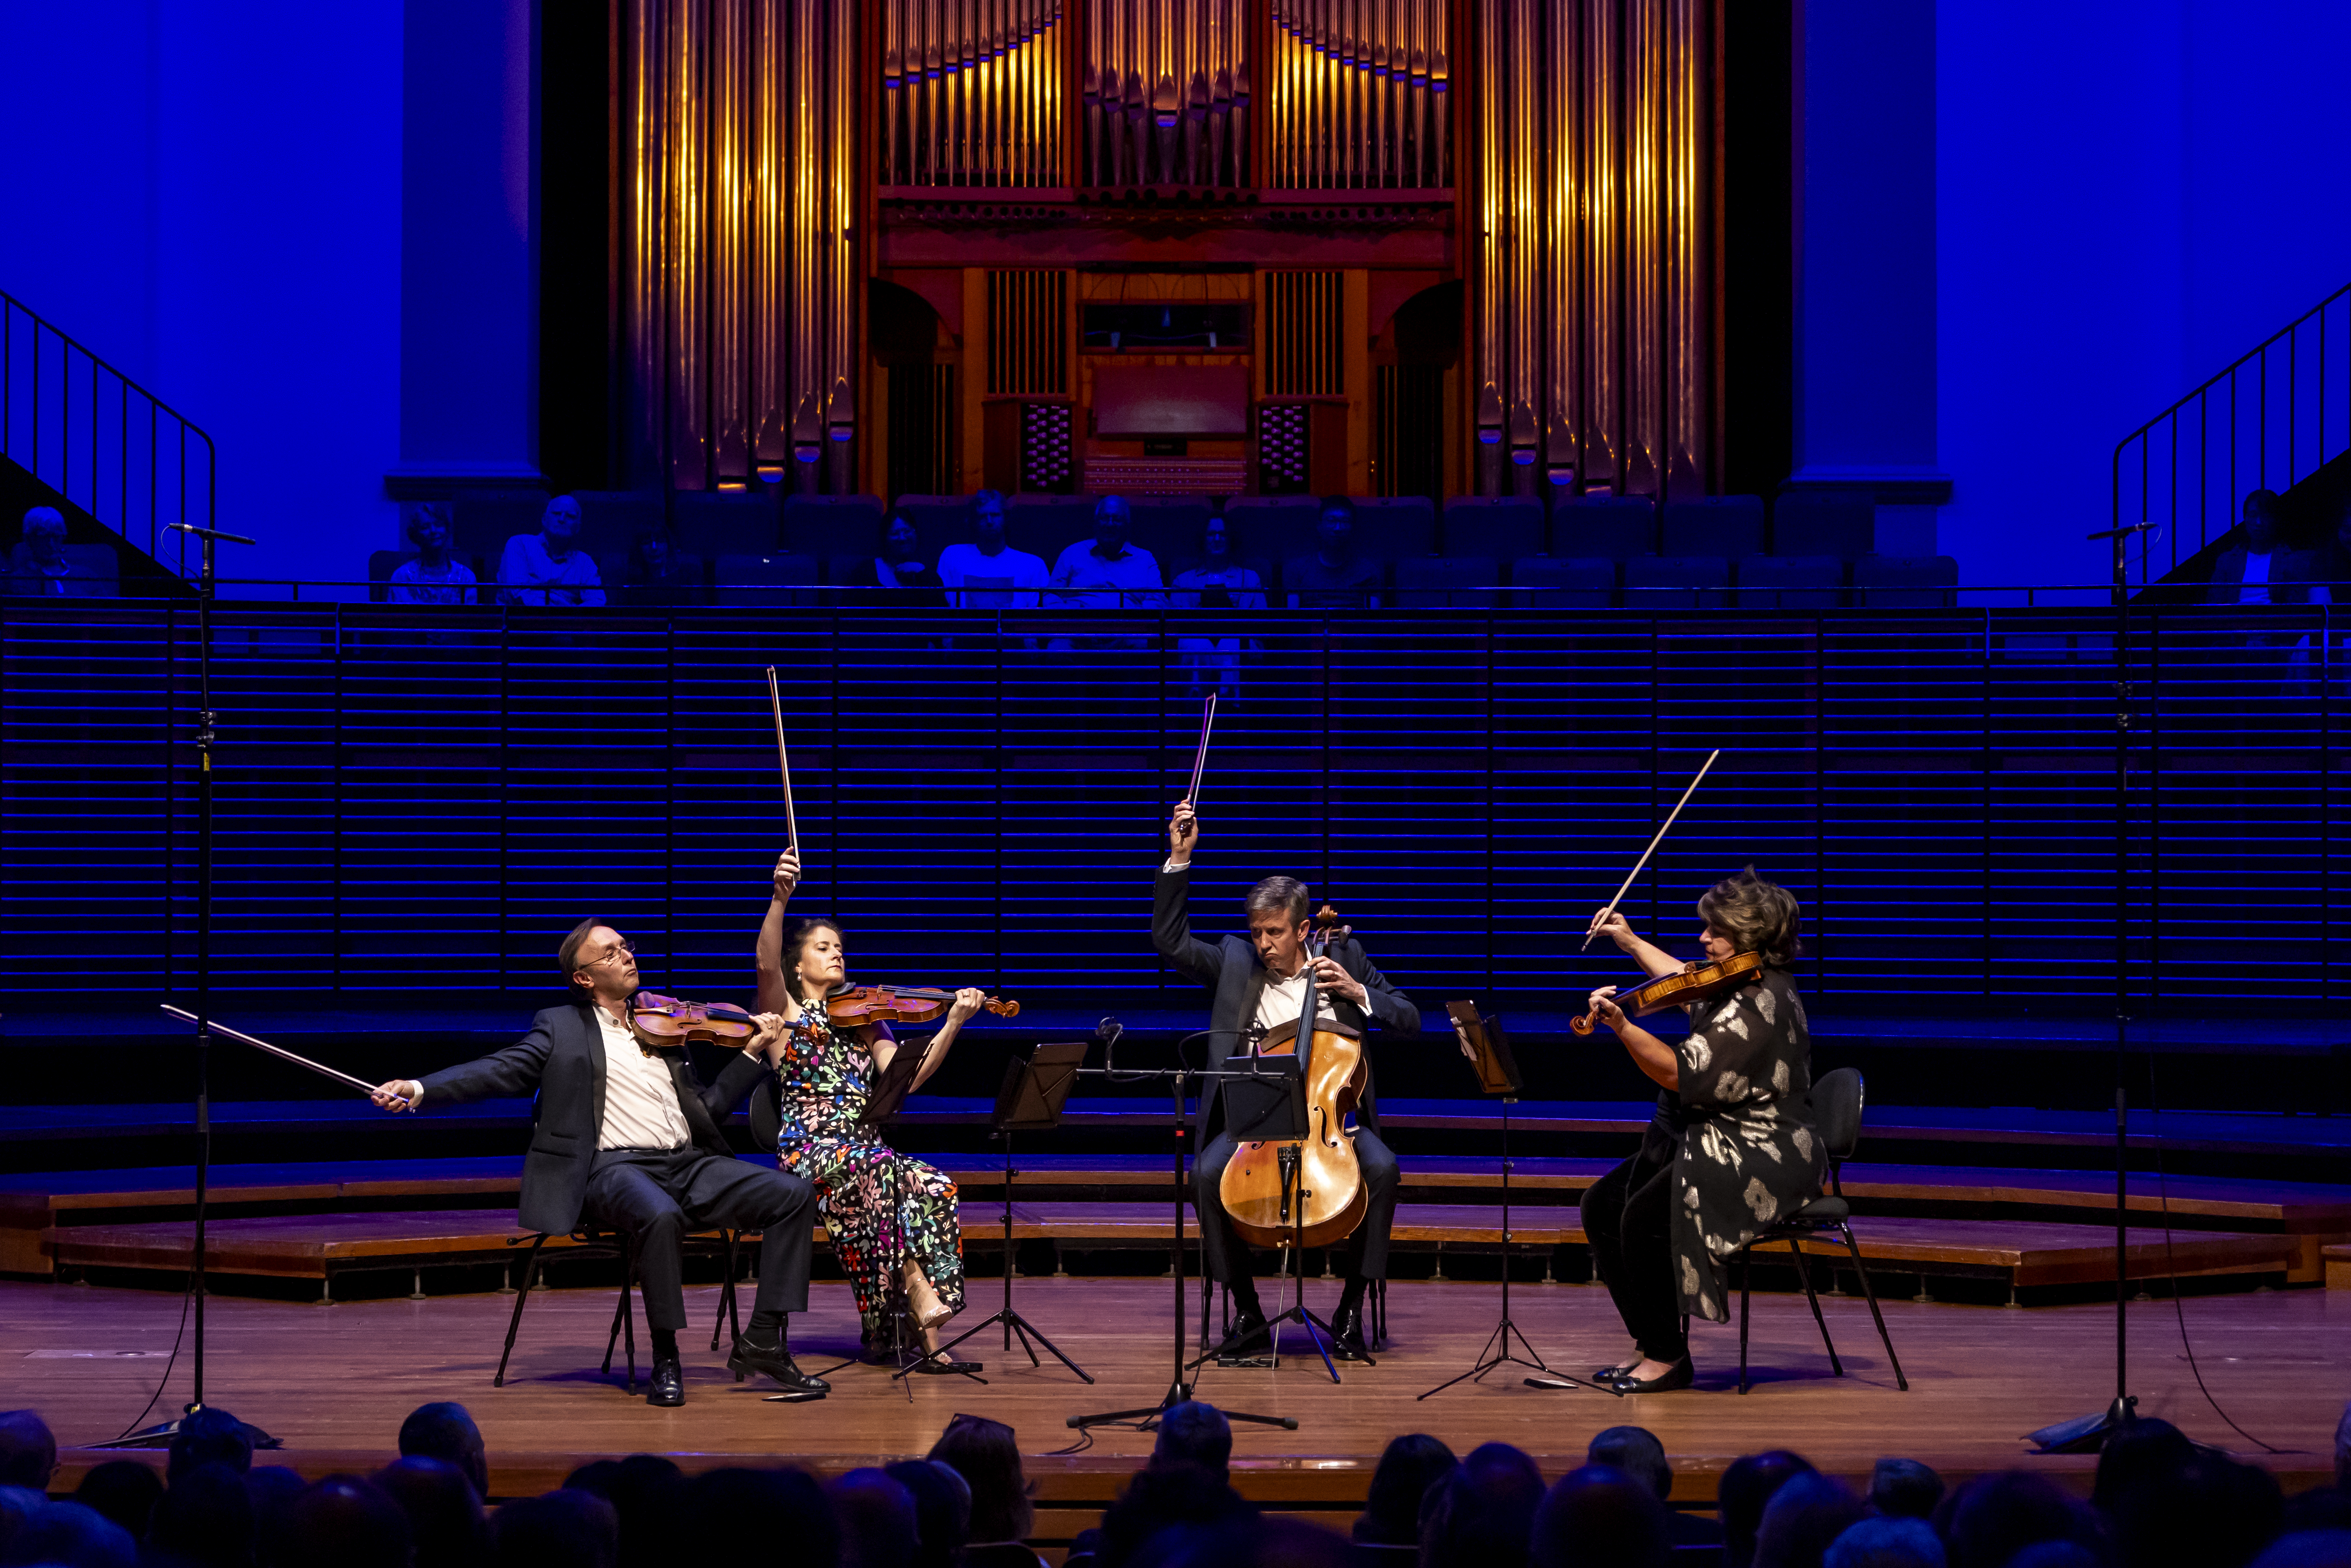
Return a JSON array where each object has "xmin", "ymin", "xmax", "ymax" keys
[
  {"xmin": 765, "ymin": 665, "xmax": 799, "ymax": 854},
  {"xmin": 1581, "ymin": 748, "xmax": 1723, "ymax": 951},
  {"xmin": 159, "ymin": 1003, "xmax": 409, "ymax": 1109},
  {"xmin": 1185, "ymin": 692, "xmax": 1217, "ymax": 807}
]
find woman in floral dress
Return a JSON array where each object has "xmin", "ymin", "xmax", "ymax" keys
[
  {"xmin": 1576, "ymin": 869, "xmax": 1826, "ymax": 1394},
  {"xmin": 753, "ymin": 848, "xmax": 983, "ymax": 1371}
]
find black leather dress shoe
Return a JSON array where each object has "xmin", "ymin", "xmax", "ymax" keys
[
  {"xmin": 1216, "ymin": 1308, "xmax": 1273, "ymax": 1362},
  {"xmin": 647, "ymin": 1356, "xmax": 686, "ymax": 1406},
  {"xmin": 1604, "ymin": 1355, "xmax": 1695, "ymax": 1394},
  {"xmin": 1328, "ymin": 1302, "xmax": 1375, "ymax": 1362},
  {"xmin": 728, "ymin": 1336, "xmax": 830, "ymax": 1397}
]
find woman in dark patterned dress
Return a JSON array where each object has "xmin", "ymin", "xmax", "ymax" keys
[
  {"xmin": 753, "ymin": 848, "xmax": 982, "ymax": 1372},
  {"xmin": 1578, "ymin": 870, "xmax": 1825, "ymax": 1393}
]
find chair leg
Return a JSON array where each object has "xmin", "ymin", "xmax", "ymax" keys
[
  {"xmin": 494, "ymin": 1234, "xmax": 551, "ymax": 1388},
  {"xmin": 1786, "ymin": 1236, "xmax": 1843, "ymax": 1377},
  {"xmin": 1840, "ymin": 1226, "xmax": 1909, "ymax": 1392},
  {"xmin": 713, "ymin": 1230, "xmax": 738, "ymax": 1353},
  {"xmin": 1738, "ymin": 1251, "xmax": 1753, "ymax": 1395},
  {"xmin": 728, "ymin": 1233, "xmax": 746, "ymax": 1346}
]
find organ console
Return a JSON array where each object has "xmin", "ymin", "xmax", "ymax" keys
[{"xmin": 619, "ymin": 0, "xmax": 1725, "ymax": 524}]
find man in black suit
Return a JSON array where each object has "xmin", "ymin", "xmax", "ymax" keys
[
  {"xmin": 1153, "ymin": 799, "xmax": 1420, "ymax": 1361},
  {"xmin": 372, "ymin": 919, "xmax": 825, "ymax": 1406}
]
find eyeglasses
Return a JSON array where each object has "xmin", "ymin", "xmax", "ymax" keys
[{"xmin": 587, "ymin": 941, "xmax": 636, "ymax": 966}]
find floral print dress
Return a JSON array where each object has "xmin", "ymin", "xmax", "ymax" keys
[
  {"xmin": 769, "ymin": 1009, "xmax": 964, "ymax": 1338},
  {"xmin": 1669, "ymin": 968, "xmax": 1827, "ymax": 1322}
]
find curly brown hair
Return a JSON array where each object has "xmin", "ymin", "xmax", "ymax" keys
[{"xmin": 1696, "ymin": 869, "xmax": 1802, "ymax": 967}]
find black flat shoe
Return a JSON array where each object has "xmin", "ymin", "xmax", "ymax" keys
[
  {"xmin": 1594, "ymin": 1360, "xmax": 1640, "ymax": 1381},
  {"xmin": 1328, "ymin": 1303, "xmax": 1376, "ymax": 1363},
  {"xmin": 728, "ymin": 1336, "xmax": 830, "ymax": 1397},
  {"xmin": 1605, "ymin": 1356, "xmax": 1695, "ymax": 1394},
  {"xmin": 647, "ymin": 1356, "xmax": 686, "ymax": 1406}
]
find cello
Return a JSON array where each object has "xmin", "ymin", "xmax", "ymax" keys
[{"xmin": 1216, "ymin": 903, "xmax": 1371, "ymax": 1250}]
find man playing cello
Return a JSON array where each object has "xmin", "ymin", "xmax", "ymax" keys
[{"xmin": 1152, "ymin": 799, "xmax": 1421, "ymax": 1361}]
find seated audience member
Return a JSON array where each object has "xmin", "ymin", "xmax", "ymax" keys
[
  {"xmin": 2253, "ymin": 1532, "xmax": 2351, "ymax": 1568},
  {"xmin": 619, "ymin": 526, "xmax": 702, "ymax": 607},
  {"xmin": 389, "ymin": 504, "xmax": 479, "ymax": 605},
  {"xmin": 1169, "ymin": 517, "xmax": 1267, "ymax": 609},
  {"xmin": 497, "ymin": 495, "xmax": 606, "ymax": 606},
  {"xmin": 935, "ymin": 490, "xmax": 1048, "ymax": 609},
  {"xmin": 1754, "ymin": 1472, "xmax": 1867, "ymax": 1568},
  {"xmin": 2002, "ymin": 1545, "xmax": 2099, "ymax": 1568},
  {"xmin": 883, "ymin": 1460, "xmax": 970, "ymax": 1568},
  {"xmin": 1588, "ymin": 1425, "xmax": 1720, "ymax": 1547},
  {"xmin": 830, "ymin": 1468, "xmax": 920, "ymax": 1568},
  {"xmin": 2089, "ymin": 1416, "xmax": 2195, "ymax": 1516},
  {"xmin": 1094, "ymin": 1463, "xmax": 1252, "ymax": 1568},
  {"xmin": 1721, "ymin": 1452, "xmax": 1818, "ymax": 1568},
  {"xmin": 1530, "ymin": 1464, "xmax": 1674, "ymax": 1568},
  {"xmin": 1152, "ymin": 1403, "xmax": 1233, "ymax": 1486},
  {"xmin": 868, "ymin": 516, "xmax": 947, "ymax": 604},
  {"xmin": 2300, "ymin": 497, "xmax": 2351, "ymax": 602},
  {"xmin": 2108, "ymin": 1451, "xmax": 2281, "ymax": 1568},
  {"xmin": 0, "ymin": 1412, "xmax": 56, "ymax": 1492},
  {"xmin": 927, "ymin": 1414, "xmax": 1044, "ymax": 1568},
  {"xmin": 561, "ymin": 1453, "xmax": 684, "ymax": 1568},
  {"xmin": 149, "ymin": 1460, "xmax": 256, "ymax": 1568},
  {"xmin": 0, "ymin": 1497, "xmax": 135, "ymax": 1568},
  {"xmin": 372, "ymin": 1455, "xmax": 487, "ymax": 1568},
  {"xmin": 491, "ymin": 1488, "xmax": 619, "ymax": 1568},
  {"xmin": 1284, "ymin": 497, "xmax": 1382, "ymax": 608},
  {"xmin": 1351, "ymin": 1433, "xmax": 1455, "ymax": 1547},
  {"xmin": 1824, "ymin": 1517, "xmax": 1946, "ymax": 1568},
  {"xmin": 1866, "ymin": 1460, "xmax": 1943, "ymax": 1522},
  {"xmin": 679, "ymin": 1468, "xmax": 835, "ymax": 1563},
  {"xmin": 2207, "ymin": 489, "xmax": 2306, "ymax": 606},
  {"xmin": 167, "ymin": 1406, "xmax": 255, "ymax": 1483},
  {"xmin": 1048, "ymin": 495, "xmax": 1163, "ymax": 608},
  {"xmin": 1936, "ymin": 1471, "xmax": 2098, "ymax": 1568},
  {"xmin": 245, "ymin": 1465, "xmax": 307, "ymax": 1550},
  {"xmin": 73, "ymin": 1460, "xmax": 162, "ymax": 1542},
  {"xmin": 400, "ymin": 1400, "xmax": 490, "ymax": 1503},
  {"xmin": 1421, "ymin": 1444, "xmax": 1546, "ymax": 1568},
  {"xmin": 277, "ymin": 1474, "xmax": 415, "ymax": 1568},
  {"xmin": 6, "ymin": 506, "xmax": 111, "ymax": 598}
]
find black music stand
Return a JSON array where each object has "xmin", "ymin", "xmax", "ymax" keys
[
  {"xmin": 1188, "ymin": 1052, "xmax": 1346, "ymax": 1384},
  {"xmin": 1422, "ymin": 1002, "xmax": 1598, "ymax": 1400},
  {"xmin": 922, "ymin": 1043, "xmax": 1094, "ymax": 1382}
]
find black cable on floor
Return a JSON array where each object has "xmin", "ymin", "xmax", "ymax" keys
[
  {"xmin": 115, "ymin": 1277, "xmax": 194, "ymax": 1440},
  {"xmin": 2145, "ymin": 1058, "xmax": 2284, "ymax": 1454}
]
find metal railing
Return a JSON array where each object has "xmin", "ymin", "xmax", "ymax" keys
[
  {"xmin": 2114, "ymin": 279, "xmax": 2351, "ymax": 583},
  {"xmin": 1, "ymin": 287, "xmax": 210, "ymax": 576}
]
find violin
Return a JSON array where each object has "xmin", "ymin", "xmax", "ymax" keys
[
  {"xmin": 823, "ymin": 984, "xmax": 1022, "ymax": 1027},
  {"xmin": 1569, "ymin": 949, "xmax": 1767, "ymax": 1035},
  {"xmin": 1218, "ymin": 903, "xmax": 1371, "ymax": 1250},
  {"xmin": 631, "ymin": 992, "xmax": 760, "ymax": 1049}
]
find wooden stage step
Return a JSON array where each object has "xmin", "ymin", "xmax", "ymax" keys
[{"xmin": 47, "ymin": 1202, "xmax": 2298, "ymax": 1300}]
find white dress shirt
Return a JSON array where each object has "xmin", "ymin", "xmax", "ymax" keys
[
  {"xmin": 593, "ymin": 1006, "xmax": 692, "ymax": 1151},
  {"xmin": 1253, "ymin": 968, "xmax": 1338, "ymax": 1037}
]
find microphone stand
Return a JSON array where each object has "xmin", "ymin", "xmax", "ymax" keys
[
  {"xmin": 2026, "ymin": 521, "xmax": 2154, "ymax": 1453},
  {"xmin": 95, "ymin": 522, "xmax": 277, "ymax": 1450},
  {"xmin": 1067, "ymin": 1027, "xmax": 1298, "ymax": 1435}
]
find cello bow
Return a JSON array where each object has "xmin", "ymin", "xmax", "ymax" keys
[
  {"xmin": 765, "ymin": 665, "xmax": 799, "ymax": 855},
  {"xmin": 1581, "ymin": 748, "xmax": 1723, "ymax": 951}
]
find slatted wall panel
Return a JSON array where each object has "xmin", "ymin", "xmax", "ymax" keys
[{"xmin": 5, "ymin": 601, "xmax": 2345, "ymax": 1009}]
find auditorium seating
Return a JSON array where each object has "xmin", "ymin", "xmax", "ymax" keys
[
  {"xmin": 670, "ymin": 491, "xmax": 778, "ymax": 559},
  {"xmin": 1442, "ymin": 496, "xmax": 1544, "ymax": 560},
  {"xmin": 1663, "ymin": 494, "xmax": 1768, "ymax": 559}
]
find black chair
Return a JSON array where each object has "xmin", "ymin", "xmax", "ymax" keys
[
  {"xmin": 1661, "ymin": 494, "xmax": 1767, "ymax": 558},
  {"xmin": 1510, "ymin": 555, "xmax": 1616, "ymax": 607},
  {"xmin": 494, "ymin": 1226, "xmax": 748, "ymax": 1395},
  {"xmin": 1719, "ymin": 1066, "xmax": 1907, "ymax": 1395}
]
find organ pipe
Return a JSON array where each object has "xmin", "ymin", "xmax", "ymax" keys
[
  {"xmin": 1085, "ymin": 0, "xmax": 1243, "ymax": 186},
  {"xmin": 1267, "ymin": 0, "xmax": 1446, "ymax": 187},
  {"xmin": 883, "ymin": 0, "xmax": 1064, "ymax": 185}
]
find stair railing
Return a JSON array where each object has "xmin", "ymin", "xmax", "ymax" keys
[
  {"xmin": 2, "ymin": 287, "xmax": 211, "ymax": 577},
  {"xmin": 2114, "ymin": 280, "xmax": 2351, "ymax": 584}
]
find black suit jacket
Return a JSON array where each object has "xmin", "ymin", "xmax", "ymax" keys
[
  {"xmin": 2207, "ymin": 547, "xmax": 2311, "ymax": 604},
  {"xmin": 418, "ymin": 998, "xmax": 770, "ymax": 1236},
  {"xmin": 1151, "ymin": 864, "xmax": 1420, "ymax": 1139}
]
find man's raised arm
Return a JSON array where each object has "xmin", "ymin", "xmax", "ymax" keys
[{"xmin": 1152, "ymin": 798, "xmax": 1225, "ymax": 987}]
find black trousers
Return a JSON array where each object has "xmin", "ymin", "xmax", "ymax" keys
[
  {"xmin": 1580, "ymin": 1127, "xmax": 1688, "ymax": 1363},
  {"xmin": 583, "ymin": 1147, "xmax": 817, "ymax": 1334},
  {"xmin": 1194, "ymin": 1127, "xmax": 1400, "ymax": 1294}
]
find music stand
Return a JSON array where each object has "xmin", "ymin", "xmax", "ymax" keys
[
  {"xmin": 1421, "ymin": 1002, "xmax": 1600, "ymax": 1400},
  {"xmin": 921, "ymin": 1043, "xmax": 1094, "ymax": 1382},
  {"xmin": 1189, "ymin": 1052, "xmax": 1345, "ymax": 1384}
]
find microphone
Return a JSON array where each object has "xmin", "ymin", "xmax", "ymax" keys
[{"xmin": 1095, "ymin": 1015, "xmax": 1124, "ymax": 1068}]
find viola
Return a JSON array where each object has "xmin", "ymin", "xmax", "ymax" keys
[
  {"xmin": 1569, "ymin": 949, "xmax": 1767, "ymax": 1035},
  {"xmin": 1217, "ymin": 903, "xmax": 1371, "ymax": 1250},
  {"xmin": 631, "ymin": 991, "xmax": 759, "ymax": 1049},
  {"xmin": 823, "ymin": 984, "xmax": 1021, "ymax": 1027}
]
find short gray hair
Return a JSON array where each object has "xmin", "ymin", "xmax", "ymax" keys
[
  {"xmin": 1244, "ymin": 876, "xmax": 1311, "ymax": 924},
  {"xmin": 1696, "ymin": 869, "xmax": 1802, "ymax": 968}
]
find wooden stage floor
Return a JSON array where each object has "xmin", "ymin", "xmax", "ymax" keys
[{"xmin": 7, "ymin": 1274, "xmax": 2342, "ymax": 1512}]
